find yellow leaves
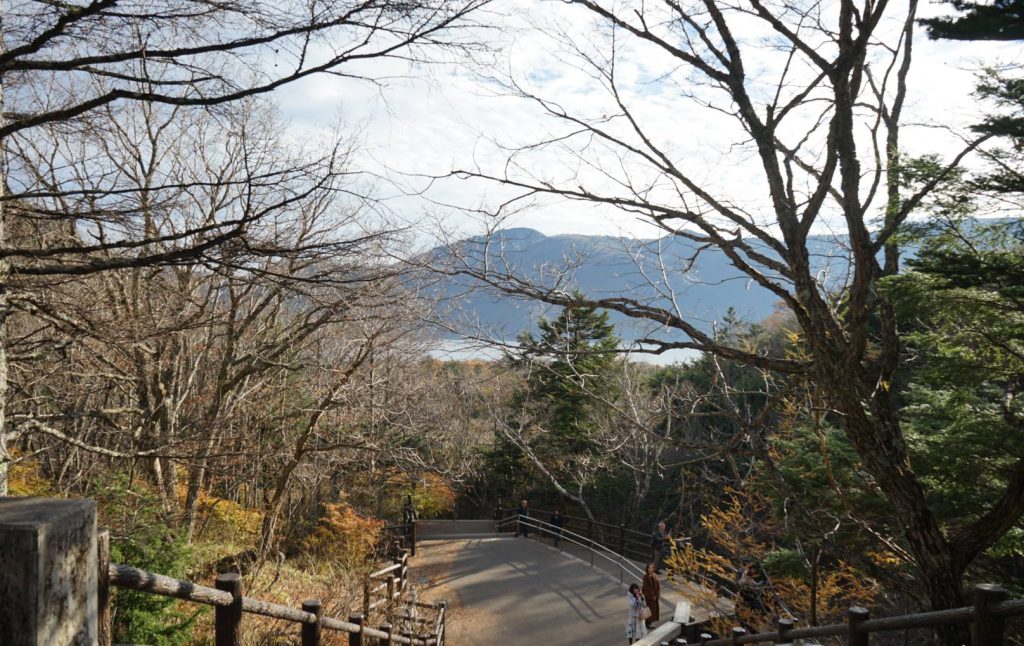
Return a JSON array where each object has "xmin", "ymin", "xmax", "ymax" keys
[
  {"xmin": 302, "ymin": 502, "xmax": 384, "ymax": 569},
  {"xmin": 193, "ymin": 492, "xmax": 263, "ymax": 541},
  {"xmin": 8, "ymin": 451, "xmax": 56, "ymax": 496},
  {"xmin": 664, "ymin": 489, "xmax": 878, "ymax": 631}
]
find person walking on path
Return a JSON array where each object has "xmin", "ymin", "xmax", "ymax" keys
[
  {"xmin": 642, "ymin": 562, "xmax": 660, "ymax": 629},
  {"xmin": 652, "ymin": 521, "xmax": 670, "ymax": 572},
  {"xmin": 625, "ymin": 583, "xmax": 648, "ymax": 644},
  {"xmin": 517, "ymin": 499, "xmax": 531, "ymax": 538},
  {"xmin": 550, "ymin": 508, "xmax": 564, "ymax": 547}
]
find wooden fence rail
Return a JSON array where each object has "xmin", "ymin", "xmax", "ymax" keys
[
  {"xmin": 675, "ymin": 584, "xmax": 1024, "ymax": 645},
  {"xmin": 107, "ymin": 557, "xmax": 445, "ymax": 646}
]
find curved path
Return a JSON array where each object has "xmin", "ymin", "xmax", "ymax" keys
[{"xmin": 413, "ymin": 537, "xmax": 629, "ymax": 646}]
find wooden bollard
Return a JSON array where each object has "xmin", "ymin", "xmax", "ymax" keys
[
  {"xmin": 410, "ymin": 521, "xmax": 417, "ymax": 557},
  {"xmin": 215, "ymin": 573, "xmax": 243, "ymax": 646},
  {"xmin": 97, "ymin": 529, "xmax": 111, "ymax": 646},
  {"xmin": 349, "ymin": 613, "xmax": 364, "ymax": 646},
  {"xmin": 379, "ymin": 622, "xmax": 395, "ymax": 646},
  {"xmin": 847, "ymin": 606, "xmax": 870, "ymax": 646},
  {"xmin": 973, "ymin": 584, "xmax": 1008, "ymax": 646},
  {"xmin": 301, "ymin": 599, "xmax": 322, "ymax": 646},
  {"xmin": 777, "ymin": 617, "xmax": 794, "ymax": 643}
]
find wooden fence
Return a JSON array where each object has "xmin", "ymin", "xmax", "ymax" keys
[
  {"xmin": 102, "ymin": 529, "xmax": 445, "ymax": 646},
  {"xmin": 681, "ymin": 584, "xmax": 1023, "ymax": 644}
]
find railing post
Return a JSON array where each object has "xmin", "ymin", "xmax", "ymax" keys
[
  {"xmin": 215, "ymin": 573, "xmax": 243, "ymax": 646},
  {"xmin": 98, "ymin": 528, "xmax": 111, "ymax": 646},
  {"xmin": 973, "ymin": 583, "xmax": 1007, "ymax": 646},
  {"xmin": 349, "ymin": 612, "xmax": 364, "ymax": 646},
  {"xmin": 619, "ymin": 523, "xmax": 626, "ymax": 556},
  {"xmin": 847, "ymin": 606, "xmax": 869, "ymax": 646},
  {"xmin": 363, "ymin": 579, "xmax": 371, "ymax": 617},
  {"xmin": 380, "ymin": 622, "xmax": 395, "ymax": 646},
  {"xmin": 388, "ymin": 575, "xmax": 396, "ymax": 605},
  {"xmin": 730, "ymin": 627, "xmax": 746, "ymax": 644},
  {"xmin": 410, "ymin": 521, "xmax": 417, "ymax": 557},
  {"xmin": 777, "ymin": 617, "xmax": 794, "ymax": 644},
  {"xmin": 301, "ymin": 599, "xmax": 322, "ymax": 646}
]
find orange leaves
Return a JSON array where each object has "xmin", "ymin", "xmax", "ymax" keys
[{"xmin": 302, "ymin": 502, "xmax": 384, "ymax": 569}]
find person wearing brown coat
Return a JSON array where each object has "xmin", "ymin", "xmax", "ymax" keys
[{"xmin": 642, "ymin": 562, "xmax": 660, "ymax": 629}]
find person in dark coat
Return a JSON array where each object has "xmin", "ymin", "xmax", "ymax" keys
[
  {"xmin": 403, "ymin": 495, "xmax": 417, "ymax": 524},
  {"xmin": 517, "ymin": 499, "xmax": 530, "ymax": 537},
  {"xmin": 652, "ymin": 521, "xmax": 670, "ymax": 572},
  {"xmin": 642, "ymin": 562, "xmax": 661, "ymax": 629},
  {"xmin": 550, "ymin": 508, "xmax": 564, "ymax": 547}
]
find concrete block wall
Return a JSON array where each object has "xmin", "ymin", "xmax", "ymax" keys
[{"xmin": 0, "ymin": 497, "xmax": 98, "ymax": 646}]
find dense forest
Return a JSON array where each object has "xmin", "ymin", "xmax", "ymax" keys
[{"xmin": 1, "ymin": 0, "xmax": 1022, "ymax": 644}]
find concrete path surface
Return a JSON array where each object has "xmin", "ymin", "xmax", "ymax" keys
[{"xmin": 413, "ymin": 537, "xmax": 632, "ymax": 646}]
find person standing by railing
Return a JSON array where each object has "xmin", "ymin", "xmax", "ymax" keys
[
  {"xmin": 625, "ymin": 583, "xmax": 648, "ymax": 644},
  {"xmin": 550, "ymin": 508, "xmax": 564, "ymax": 547},
  {"xmin": 642, "ymin": 562, "xmax": 660, "ymax": 630},
  {"xmin": 403, "ymin": 495, "xmax": 417, "ymax": 524},
  {"xmin": 517, "ymin": 499, "xmax": 530, "ymax": 538}
]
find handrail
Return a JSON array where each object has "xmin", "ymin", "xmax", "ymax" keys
[
  {"xmin": 497, "ymin": 515, "xmax": 646, "ymax": 584},
  {"xmin": 108, "ymin": 562, "xmax": 427, "ymax": 644}
]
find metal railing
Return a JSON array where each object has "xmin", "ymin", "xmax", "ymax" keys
[{"xmin": 497, "ymin": 514, "xmax": 647, "ymax": 583}]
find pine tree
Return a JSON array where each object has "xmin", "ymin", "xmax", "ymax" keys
[{"xmin": 516, "ymin": 296, "xmax": 620, "ymax": 454}]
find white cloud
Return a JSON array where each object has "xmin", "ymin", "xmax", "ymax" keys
[{"xmin": 275, "ymin": 0, "xmax": 1023, "ymax": 241}]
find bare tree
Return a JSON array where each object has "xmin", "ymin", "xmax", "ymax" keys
[
  {"xmin": 430, "ymin": 0, "xmax": 1007, "ymax": 634},
  {"xmin": 0, "ymin": 0, "xmax": 491, "ymax": 494}
]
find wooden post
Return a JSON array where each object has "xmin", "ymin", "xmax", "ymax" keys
[
  {"xmin": 777, "ymin": 617, "xmax": 794, "ymax": 643},
  {"xmin": 410, "ymin": 521, "xmax": 417, "ymax": 557},
  {"xmin": 847, "ymin": 606, "xmax": 870, "ymax": 646},
  {"xmin": 349, "ymin": 613, "xmax": 364, "ymax": 646},
  {"xmin": 97, "ymin": 529, "xmax": 111, "ymax": 646},
  {"xmin": 388, "ymin": 575, "xmax": 396, "ymax": 604},
  {"xmin": 973, "ymin": 584, "xmax": 1008, "ymax": 646},
  {"xmin": 215, "ymin": 573, "xmax": 243, "ymax": 646},
  {"xmin": 301, "ymin": 599, "xmax": 322, "ymax": 646},
  {"xmin": 730, "ymin": 626, "xmax": 746, "ymax": 644},
  {"xmin": 380, "ymin": 622, "xmax": 395, "ymax": 646},
  {"xmin": 619, "ymin": 523, "xmax": 625, "ymax": 556},
  {"xmin": 363, "ymin": 579, "xmax": 371, "ymax": 617}
]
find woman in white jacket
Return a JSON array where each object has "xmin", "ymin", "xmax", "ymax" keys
[{"xmin": 625, "ymin": 583, "xmax": 648, "ymax": 644}]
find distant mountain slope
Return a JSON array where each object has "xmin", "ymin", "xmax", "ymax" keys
[{"xmin": 427, "ymin": 227, "xmax": 855, "ymax": 344}]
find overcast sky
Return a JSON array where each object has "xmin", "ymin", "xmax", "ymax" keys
[{"xmin": 276, "ymin": 1, "xmax": 1022, "ymax": 243}]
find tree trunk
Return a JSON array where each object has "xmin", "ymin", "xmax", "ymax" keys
[
  {"xmin": 0, "ymin": 22, "xmax": 9, "ymax": 497},
  {"xmin": 819, "ymin": 355, "xmax": 968, "ymax": 644}
]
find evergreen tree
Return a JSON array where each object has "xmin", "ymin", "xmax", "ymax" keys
[
  {"xmin": 515, "ymin": 296, "xmax": 620, "ymax": 454},
  {"xmin": 922, "ymin": 1, "xmax": 1024, "ymax": 41}
]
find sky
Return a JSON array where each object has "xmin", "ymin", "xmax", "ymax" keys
[{"xmin": 275, "ymin": 0, "xmax": 1023, "ymax": 244}]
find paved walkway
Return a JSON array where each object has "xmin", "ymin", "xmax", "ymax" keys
[{"xmin": 413, "ymin": 537, "xmax": 632, "ymax": 646}]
